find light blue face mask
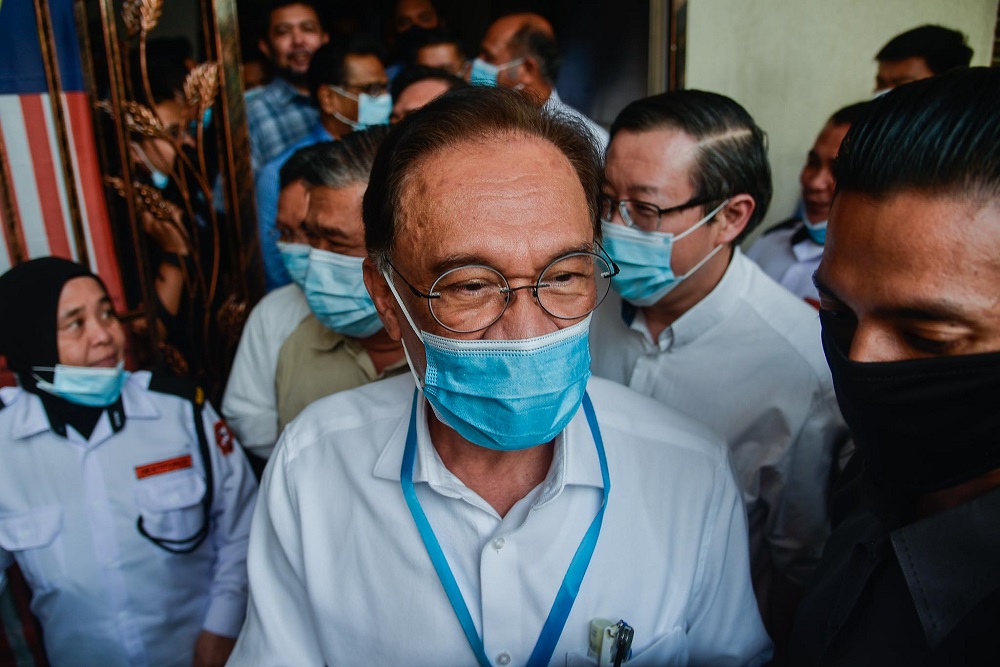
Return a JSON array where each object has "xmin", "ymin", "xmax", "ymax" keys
[
  {"xmin": 384, "ymin": 270, "xmax": 591, "ymax": 451},
  {"xmin": 33, "ymin": 360, "xmax": 129, "ymax": 407},
  {"xmin": 601, "ymin": 200, "xmax": 728, "ymax": 307},
  {"xmin": 133, "ymin": 142, "xmax": 170, "ymax": 189},
  {"xmin": 277, "ymin": 241, "xmax": 311, "ymax": 288},
  {"xmin": 304, "ymin": 248, "xmax": 383, "ymax": 338},
  {"xmin": 469, "ymin": 57, "xmax": 524, "ymax": 87},
  {"xmin": 331, "ymin": 87, "xmax": 391, "ymax": 129},
  {"xmin": 802, "ymin": 217, "xmax": 827, "ymax": 245}
]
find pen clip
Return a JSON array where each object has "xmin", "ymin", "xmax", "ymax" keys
[{"xmin": 612, "ymin": 620, "xmax": 633, "ymax": 667}]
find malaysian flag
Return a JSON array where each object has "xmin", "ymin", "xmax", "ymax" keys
[{"xmin": 0, "ymin": 0, "xmax": 124, "ymax": 308}]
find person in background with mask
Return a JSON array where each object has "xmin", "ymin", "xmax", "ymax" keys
[
  {"xmin": 790, "ymin": 66, "xmax": 1000, "ymax": 665},
  {"xmin": 590, "ymin": 90, "xmax": 849, "ymax": 656},
  {"xmin": 223, "ymin": 144, "xmax": 328, "ymax": 470},
  {"xmin": 273, "ymin": 127, "xmax": 408, "ymax": 433},
  {"xmin": 228, "ymin": 86, "xmax": 770, "ymax": 666},
  {"xmin": 747, "ymin": 101, "xmax": 869, "ymax": 308},
  {"xmin": 390, "ymin": 65, "xmax": 466, "ymax": 124},
  {"xmin": 246, "ymin": 0, "xmax": 329, "ymax": 170},
  {"xmin": 386, "ymin": 0, "xmax": 442, "ymax": 79},
  {"xmin": 873, "ymin": 24, "xmax": 973, "ymax": 93},
  {"xmin": 472, "ymin": 12, "xmax": 608, "ymax": 150},
  {"xmin": 0, "ymin": 258, "xmax": 257, "ymax": 667},
  {"xmin": 255, "ymin": 37, "xmax": 390, "ymax": 291}
]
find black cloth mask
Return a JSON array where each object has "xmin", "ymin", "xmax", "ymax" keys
[{"xmin": 821, "ymin": 314, "xmax": 1000, "ymax": 493}]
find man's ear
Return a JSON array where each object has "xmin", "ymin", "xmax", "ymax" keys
[
  {"xmin": 258, "ymin": 38, "xmax": 271, "ymax": 61},
  {"xmin": 712, "ymin": 194, "xmax": 756, "ymax": 245},
  {"xmin": 316, "ymin": 85, "xmax": 336, "ymax": 115},
  {"xmin": 519, "ymin": 56, "xmax": 542, "ymax": 85},
  {"xmin": 363, "ymin": 258, "xmax": 402, "ymax": 341}
]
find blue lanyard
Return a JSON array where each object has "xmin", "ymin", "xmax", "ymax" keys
[{"xmin": 400, "ymin": 389, "xmax": 610, "ymax": 667}]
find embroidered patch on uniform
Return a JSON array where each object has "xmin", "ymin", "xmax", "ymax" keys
[
  {"xmin": 135, "ymin": 455, "xmax": 193, "ymax": 479},
  {"xmin": 214, "ymin": 420, "xmax": 234, "ymax": 455}
]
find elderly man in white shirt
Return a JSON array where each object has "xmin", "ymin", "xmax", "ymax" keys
[
  {"xmin": 229, "ymin": 86, "xmax": 770, "ymax": 666},
  {"xmin": 591, "ymin": 90, "xmax": 850, "ymax": 649}
]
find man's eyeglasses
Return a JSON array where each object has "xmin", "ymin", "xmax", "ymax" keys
[
  {"xmin": 388, "ymin": 247, "xmax": 620, "ymax": 333},
  {"xmin": 336, "ymin": 81, "xmax": 389, "ymax": 97},
  {"xmin": 599, "ymin": 194, "xmax": 713, "ymax": 233}
]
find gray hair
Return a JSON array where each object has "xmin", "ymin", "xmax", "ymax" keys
[{"xmin": 302, "ymin": 125, "xmax": 391, "ymax": 190}]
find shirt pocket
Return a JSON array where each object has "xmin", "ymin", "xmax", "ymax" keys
[
  {"xmin": 565, "ymin": 627, "xmax": 687, "ymax": 667},
  {"xmin": 0, "ymin": 505, "xmax": 65, "ymax": 591},
  {"xmin": 133, "ymin": 469, "xmax": 208, "ymax": 544}
]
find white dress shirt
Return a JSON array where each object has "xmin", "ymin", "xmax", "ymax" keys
[
  {"xmin": 745, "ymin": 220, "xmax": 823, "ymax": 306},
  {"xmin": 590, "ymin": 250, "xmax": 849, "ymax": 598},
  {"xmin": 0, "ymin": 373, "xmax": 257, "ymax": 667},
  {"xmin": 222, "ymin": 283, "xmax": 310, "ymax": 457},
  {"xmin": 544, "ymin": 90, "xmax": 610, "ymax": 151},
  {"xmin": 228, "ymin": 374, "xmax": 771, "ymax": 666}
]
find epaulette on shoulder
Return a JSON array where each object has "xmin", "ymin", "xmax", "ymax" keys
[{"xmin": 147, "ymin": 371, "xmax": 205, "ymax": 406}]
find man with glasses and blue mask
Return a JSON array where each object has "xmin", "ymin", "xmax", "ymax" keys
[
  {"xmin": 272, "ymin": 126, "xmax": 408, "ymax": 435},
  {"xmin": 255, "ymin": 37, "xmax": 390, "ymax": 291},
  {"xmin": 590, "ymin": 90, "xmax": 850, "ymax": 653},
  {"xmin": 229, "ymin": 86, "xmax": 770, "ymax": 666},
  {"xmin": 471, "ymin": 13, "xmax": 608, "ymax": 150},
  {"xmin": 223, "ymin": 143, "xmax": 328, "ymax": 469}
]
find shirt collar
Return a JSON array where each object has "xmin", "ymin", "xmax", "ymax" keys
[
  {"xmin": 268, "ymin": 77, "xmax": 312, "ymax": 107},
  {"xmin": 791, "ymin": 221, "xmax": 824, "ymax": 261},
  {"xmin": 623, "ymin": 248, "xmax": 748, "ymax": 349},
  {"xmin": 890, "ymin": 486, "xmax": 1000, "ymax": 647},
  {"xmin": 371, "ymin": 387, "xmax": 605, "ymax": 502}
]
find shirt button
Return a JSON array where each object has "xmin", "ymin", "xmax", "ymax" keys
[
  {"xmin": 492, "ymin": 537, "xmax": 506, "ymax": 551},
  {"xmin": 496, "ymin": 652, "xmax": 511, "ymax": 665}
]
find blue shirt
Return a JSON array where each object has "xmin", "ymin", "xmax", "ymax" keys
[
  {"xmin": 245, "ymin": 78, "xmax": 319, "ymax": 170},
  {"xmin": 255, "ymin": 123, "xmax": 335, "ymax": 291}
]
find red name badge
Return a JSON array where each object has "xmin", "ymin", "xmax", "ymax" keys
[
  {"xmin": 135, "ymin": 454, "xmax": 193, "ymax": 479},
  {"xmin": 214, "ymin": 420, "xmax": 234, "ymax": 455}
]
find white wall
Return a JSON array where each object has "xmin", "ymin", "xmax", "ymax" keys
[{"xmin": 683, "ymin": 0, "xmax": 998, "ymax": 240}]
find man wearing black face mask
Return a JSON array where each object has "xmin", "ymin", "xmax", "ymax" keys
[{"xmin": 790, "ymin": 66, "xmax": 1000, "ymax": 665}]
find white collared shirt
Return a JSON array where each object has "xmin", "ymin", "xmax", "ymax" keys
[
  {"xmin": 229, "ymin": 374, "xmax": 771, "ymax": 666},
  {"xmin": 0, "ymin": 372, "xmax": 257, "ymax": 667},
  {"xmin": 590, "ymin": 250, "xmax": 849, "ymax": 597},
  {"xmin": 222, "ymin": 283, "xmax": 310, "ymax": 457},
  {"xmin": 745, "ymin": 220, "xmax": 824, "ymax": 305}
]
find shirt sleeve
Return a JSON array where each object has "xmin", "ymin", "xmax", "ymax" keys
[
  {"xmin": 687, "ymin": 452, "xmax": 774, "ymax": 666},
  {"xmin": 199, "ymin": 400, "xmax": 258, "ymax": 639},
  {"xmin": 255, "ymin": 159, "xmax": 292, "ymax": 292},
  {"xmin": 222, "ymin": 304, "xmax": 280, "ymax": 457},
  {"xmin": 767, "ymin": 384, "xmax": 850, "ymax": 586},
  {"xmin": 227, "ymin": 435, "xmax": 326, "ymax": 665}
]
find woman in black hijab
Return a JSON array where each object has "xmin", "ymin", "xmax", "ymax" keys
[
  {"xmin": 0, "ymin": 257, "xmax": 256, "ymax": 667},
  {"xmin": 0, "ymin": 256, "xmax": 127, "ymax": 439}
]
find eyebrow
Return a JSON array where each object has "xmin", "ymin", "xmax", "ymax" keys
[
  {"xmin": 58, "ymin": 297, "xmax": 112, "ymax": 322},
  {"xmin": 428, "ymin": 242, "xmax": 597, "ymax": 278},
  {"xmin": 813, "ymin": 273, "xmax": 974, "ymax": 322}
]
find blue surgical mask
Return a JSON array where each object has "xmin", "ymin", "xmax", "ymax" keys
[
  {"xmin": 304, "ymin": 248, "xmax": 383, "ymax": 338},
  {"xmin": 802, "ymin": 217, "xmax": 827, "ymax": 245},
  {"xmin": 384, "ymin": 270, "xmax": 591, "ymax": 451},
  {"xmin": 331, "ymin": 87, "xmax": 391, "ymax": 129},
  {"xmin": 601, "ymin": 200, "xmax": 728, "ymax": 307},
  {"xmin": 277, "ymin": 241, "xmax": 311, "ymax": 288},
  {"xmin": 33, "ymin": 361, "xmax": 129, "ymax": 407},
  {"xmin": 133, "ymin": 142, "xmax": 170, "ymax": 189},
  {"xmin": 469, "ymin": 57, "xmax": 524, "ymax": 87}
]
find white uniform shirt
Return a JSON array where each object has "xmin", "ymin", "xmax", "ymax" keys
[
  {"xmin": 590, "ymin": 250, "xmax": 848, "ymax": 595},
  {"xmin": 229, "ymin": 374, "xmax": 771, "ymax": 666},
  {"xmin": 0, "ymin": 373, "xmax": 257, "ymax": 667},
  {"xmin": 222, "ymin": 283, "xmax": 310, "ymax": 457},
  {"xmin": 544, "ymin": 90, "xmax": 610, "ymax": 151},
  {"xmin": 745, "ymin": 220, "xmax": 823, "ymax": 306}
]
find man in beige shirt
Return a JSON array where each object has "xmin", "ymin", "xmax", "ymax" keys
[{"xmin": 274, "ymin": 127, "xmax": 407, "ymax": 431}]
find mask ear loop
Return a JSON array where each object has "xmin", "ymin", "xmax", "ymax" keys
[{"xmin": 381, "ymin": 269, "xmax": 426, "ymax": 390}]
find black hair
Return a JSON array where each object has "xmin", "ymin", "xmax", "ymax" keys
[
  {"xmin": 303, "ymin": 126, "xmax": 390, "ymax": 190},
  {"xmin": 828, "ymin": 101, "xmax": 872, "ymax": 127},
  {"xmin": 390, "ymin": 65, "xmax": 466, "ymax": 102},
  {"xmin": 363, "ymin": 86, "xmax": 601, "ymax": 271},
  {"xmin": 875, "ymin": 25, "xmax": 973, "ymax": 74},
  {"xmin": 509, "ymin": 22, "xmax": 561, "ymax": 84},
  {"xmin": 835, "ymin": 67, "xmax": 1000, "ymax": 203},
  {"xmin": 279, "ymin": 141, "xmax": 332, "ymax": 190},
  {"xmin": 610, "ymin": 90, "xmax": 772, "ymax": 241},
  {"xmin": 411, "ymin": 26, "xmax": 466, "ymax": 57},
  {"xmin": 307, "ymin": 36, "xmax": 387, "ymax": 100}
]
